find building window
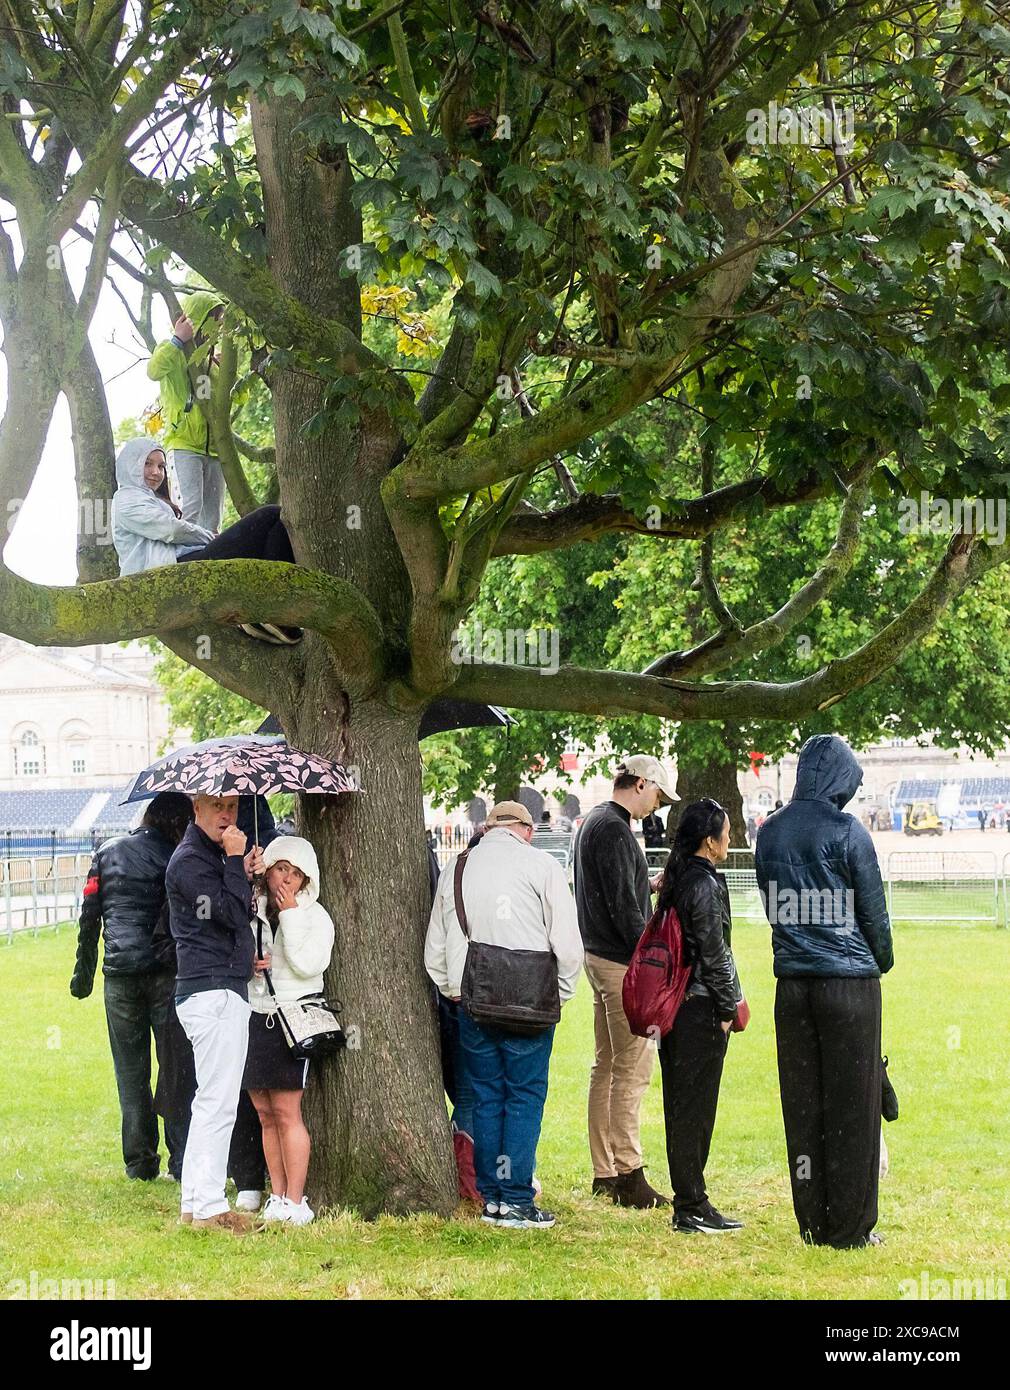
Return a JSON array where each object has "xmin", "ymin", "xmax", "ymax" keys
[
  {"xmin": 15, "ymin": 730, "xmax": 45, "ymax": 777},
  {"xmin": 72, "ymin": 757, "xmax": 86, "ymax": 775}
]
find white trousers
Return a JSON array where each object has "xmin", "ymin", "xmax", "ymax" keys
[
  {"xmin": 171, "ymin": 448, "xmax": 225, "ymax": 533},
  {"xmin": 176, "ymin": 989, "xmax": 250, "ymax": 1219}
]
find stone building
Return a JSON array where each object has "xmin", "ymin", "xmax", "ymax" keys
[{"xmin": 0, "ymin": 637, "xmax": 170, "ymax": 797}]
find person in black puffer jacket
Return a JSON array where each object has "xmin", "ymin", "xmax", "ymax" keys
[
  {"xmin": 656, "ymin": 798, "xmax": 747, "ymax": 1235},
  {"xmin": 755, "ymin": 733, "xmax": 894, "ymax": 1250},
  {"xmin": 70, "ymin": 792, "xmax": 194, "ymax": 1179}
]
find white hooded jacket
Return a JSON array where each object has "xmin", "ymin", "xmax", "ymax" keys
[
  {"xmin": 248, "ymin": 836, "xmax": 336, "ymax": 1014},
  {"xmin": 110, "ymin": 437, "xmax": 215, "ymax": 576}
]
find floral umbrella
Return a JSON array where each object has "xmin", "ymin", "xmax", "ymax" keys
[{"xmin": 122, "ymin": 735, "xmax": 360, "ymax": 839}]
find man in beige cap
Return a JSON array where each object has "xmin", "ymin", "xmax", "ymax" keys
[
  {"xmin": 573, "ymin": 755, "xmax": 678, "ymax": 1208},
  {"xmin": 425, "ymin": 800, "xmax": 583, "ymax": 1229}
]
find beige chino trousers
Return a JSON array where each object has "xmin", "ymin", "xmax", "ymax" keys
[{"xmin": 584, "ymin": 952, "xmax": 656, "ymax": 1177}]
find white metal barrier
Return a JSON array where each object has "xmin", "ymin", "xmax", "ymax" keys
[
  {"xmin": 2, "ymin": 850, "xmax": 92, "ymax": 942},
  {"xmin": 886, "ymin": 851, "xmax": 999, "ymax": 925}
]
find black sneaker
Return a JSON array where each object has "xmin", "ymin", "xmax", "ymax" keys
[
  {"xmin": 675, "ymin": 1205, "xmax": 744, "ymax": 1235},
  {"xmin": 480, "ymin": 1203, "xmax": 500, "ymax": 1224},
  {"xmin": 498, "ymin": 1202, "xmax": 556, "ymax": 1230}
]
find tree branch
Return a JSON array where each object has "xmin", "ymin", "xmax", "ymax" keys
[
  {"xmin": 492, "ymin": 470, "xmax": 837, "ymax": 555},
  {"xmin": 450, "ymin": 530, "xmax": 1001, "ymax": 721},
  {"xmin": 645, "ymin": 469, "xmax": 872, "ymax": 679},
  {"xmin": 0, "ymin": 559, "xmax": 388, "ymax": 700}
]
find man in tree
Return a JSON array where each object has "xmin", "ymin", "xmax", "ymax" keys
[{"xmin": 147, "ymin": 291, "xmax": 225, "ymax": 531}]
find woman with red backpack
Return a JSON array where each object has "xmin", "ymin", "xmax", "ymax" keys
[{"xmin": 655, "ymin": 798, "xmax": 748, "ymax": 1235}]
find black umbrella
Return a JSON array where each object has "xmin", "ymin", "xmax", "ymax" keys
[{"xmin": 257, "ymin": 697, "xmax": 515, "ymax": 741}]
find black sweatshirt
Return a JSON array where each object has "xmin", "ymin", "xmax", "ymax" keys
[
  {"xmin": 165, "ymin": 822, "xmax": 254, "ymax": 1001},
  {"xmin": 573, "ymin": 801, "xmax": 651, "ymax": 964}
]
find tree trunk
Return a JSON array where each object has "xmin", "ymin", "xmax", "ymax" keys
[
  {"xmin": 670, "ymin": 724, "xmax": 747, "ymax": 847},
  {"xmin": 246, "ymin": 91, "xmax": 457, "ymax": 1215},
  {"xmin": 290, "ymin": 691, "xmax": 456, "ymax": 1218}
]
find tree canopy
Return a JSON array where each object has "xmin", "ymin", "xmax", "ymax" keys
[{"xmin": 4, "ymin": 1, "xmax": 1010, "ymax": 730}]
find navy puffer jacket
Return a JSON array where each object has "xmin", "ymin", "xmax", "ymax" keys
[{"xmin": 754, "ymin": 735, "xmax": 893, "ymax": 979}]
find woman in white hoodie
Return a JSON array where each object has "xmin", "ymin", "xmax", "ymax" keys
[
  {"xmin": 243, "ymin": 836, "xmax": 335, "ymax": 1226},
  {"xmin": 110, "ymin": 437, "xmax": 300, "ymax": 644}
]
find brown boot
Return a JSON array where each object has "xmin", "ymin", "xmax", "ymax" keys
[
  {"xmin": 614, "ymin": 1167, "xmax": 671, "ymax": 1209},
  {"xmin": 592, "ymin": 1175, "xmax": 619, "ymax": 1198},
  {"xmin": 191, "ymin": 1210, "xmax": 256, "ymax": 1233}
]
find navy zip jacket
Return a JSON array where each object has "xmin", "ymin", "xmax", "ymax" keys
[
  {"xmin": 165, "ymin": 821, "xmax": 254, "ymax": 1000},
  {"xmin": 755, "ymin": 734, "xmax": 893, "ymax": 979}
]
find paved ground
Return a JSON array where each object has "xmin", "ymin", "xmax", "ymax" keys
[{"xmin": 867, "ymin": 828, "xmax": 1010, "ymax": 873}]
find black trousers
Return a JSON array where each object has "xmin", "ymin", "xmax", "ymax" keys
[
  {"xmin": 103, "ymin": 972, "xmax": 186, "ymax": 1179},
  {"xmin": 658, "ymin": 994, "xmax": 729, "ymax": 1217},
  {"xmin": 775, "ymin": 976, "xmax": 882, "ymax": 1248},
  {"xmin": 177, "ymin": 504, "xmax": 294, "ymax": 564}
]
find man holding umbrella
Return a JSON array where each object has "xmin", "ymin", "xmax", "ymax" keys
[{"xmin": 166, "ymin": 793, "xmax": 263, "ymax": 1232}]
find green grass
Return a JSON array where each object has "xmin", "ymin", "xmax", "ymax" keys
[{"xmin": 2, "ymin": 921, "xmax": 1008, "ymax": 1300}]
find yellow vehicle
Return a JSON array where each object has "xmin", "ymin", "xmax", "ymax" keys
[{"xmin": 903, "ymin": 802, "xmax": 943, "ymax": 836}]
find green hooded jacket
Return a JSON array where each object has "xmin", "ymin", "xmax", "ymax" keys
[{"xmin": 146, "ymin": 290, "xmax": 222, "ymax": 455}]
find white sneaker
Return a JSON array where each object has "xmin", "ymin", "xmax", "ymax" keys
[
  {"xmin": 285, "ymin": 1198, "xmax": 315, "ymax": 1227},
  {"xmin": 261, "ymin": 1194, "xmax": 291, "ymax": 1223},
  {"xmin": 235, "ymin": 1189, "xmax": 263, "ymax": 1213}
]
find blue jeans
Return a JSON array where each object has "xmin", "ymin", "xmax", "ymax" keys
[
  {"xmin": 437, "ymin": 994, "xmax": 476, "ymax": 1137},
  {"xmin": 458, "ymin": 1011, "xmax": 555, "ymax": 1207}
]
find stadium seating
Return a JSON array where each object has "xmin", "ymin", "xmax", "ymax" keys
[
  {"xmin": 0, "ymin": 786, "xmax": 140, "ymax": 839},
  {"xmin": 893, "ymin": 776, "xmax": 1010, "ymax": 813}
]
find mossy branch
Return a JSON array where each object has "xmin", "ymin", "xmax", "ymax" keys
[{"xmin": 0, "ymin": 559, "xmax": 388, "ymax": 699}]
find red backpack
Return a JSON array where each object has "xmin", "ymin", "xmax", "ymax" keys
[{"xmin": 622, "ymin": 904, "xmax": 693, "ymax": 1039}]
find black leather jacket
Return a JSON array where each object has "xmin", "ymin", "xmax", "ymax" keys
[
  {"xmin": 670, "ymin": 856, "xmax": 742, "ymax": 1022},
  {"xmin": 70, "ymin": 826, "xmax": 177, "ymax": 995}
]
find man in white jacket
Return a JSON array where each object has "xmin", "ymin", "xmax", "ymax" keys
[{"xmin": 425, "ymin": 801, "xmax": 583, "ymax": 1229}]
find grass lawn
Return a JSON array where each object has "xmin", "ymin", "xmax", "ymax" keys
[{"xmin": 2, "ymin": 920, "xmax": 1008, "ymax": 1300}]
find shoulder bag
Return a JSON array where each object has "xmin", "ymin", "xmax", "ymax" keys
[
  {"xmin": 257, "ymin": 918, "xmax": 345, "ymax": 1060},
  {"xmin": 453, "ymin": 850, "xmax": 560, "ymax": 1036}
]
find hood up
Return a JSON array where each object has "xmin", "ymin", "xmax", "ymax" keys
[
  {"xmin": 792, "ymin": 734, "xmax": 863, "ymax": 810},
  {"xmin": 261, "ymin": 835, "xmax": 320, "ymax": 905},
  {"xmin": 181, "ymin": 290, "xmax": 223, "ymax": 336},
  {"xmin": 115, "ymin": 436, "xmax": 161, "ymax": 490}
]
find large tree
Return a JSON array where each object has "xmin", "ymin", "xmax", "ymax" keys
[{"xmin": 4, "ymin": 1, "xmax": 1010, "ymax": 1213}]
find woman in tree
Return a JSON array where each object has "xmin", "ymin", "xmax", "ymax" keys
[
  {"xmin": 656, "ymin": 798, "xmax": 747, "ymax": 1235},
  {"xmin": 244, "ymin": 836, "xmax": 335, "ymax": 1226},
  {"xmin": 110, "ymin": 437, "xmax": 299, "ymax": 643}
]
